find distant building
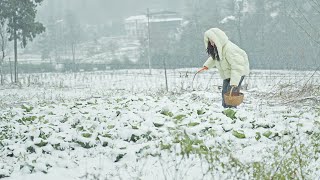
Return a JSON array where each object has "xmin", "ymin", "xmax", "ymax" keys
[
  {"xmin": 125, "ymin": 11, "xmax": 183, "ymax": 43},
  {"xmin": 125, "ymin": 15, "xmax": 148, "ymax": 39}
]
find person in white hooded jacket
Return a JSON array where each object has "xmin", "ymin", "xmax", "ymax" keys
[{"xmin": 198, "ymin": 28, "xmax": 250, "ymax": 108}]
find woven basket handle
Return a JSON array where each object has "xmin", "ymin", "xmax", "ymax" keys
[{"xmin": 229, "ymin": 87, "xmax": 234, "ymax": 97}]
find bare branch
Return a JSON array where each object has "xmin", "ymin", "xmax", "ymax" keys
[
  {"xmin": 306, "ymin": 0, "xmax": 320, "ymax": 14},
  {"xmin": 310, "ymin": 0, "xmax": 320, "ymax": 9},
  {"xmin": 284, "ymin": 0, "xmax": 320, "ymax": 46},
  {"xmin": 286, "ymin": 10, "xmax": 320, "ymax": 46},
  {"xmin": 291, "ymin": 0, "xmax": 320, "ymax": 32}
]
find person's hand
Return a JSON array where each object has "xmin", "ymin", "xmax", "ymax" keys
[
  {"xmin": 230, "ymin": 85, "xmax": 238, "ymax": 90},
  {"xmin": 197, "ymin": 66, "xmax": 208, "ymax": 73},
  {"xmin": 230, "ymin": 85, "xmax": 239, "ymax": 93}
]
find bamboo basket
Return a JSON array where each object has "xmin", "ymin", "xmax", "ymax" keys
[{"xmin": 224, "ymin": 87, "xmax": 244, "ymax": 106}]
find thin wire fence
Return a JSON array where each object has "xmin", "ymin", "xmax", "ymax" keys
[{"xmin": 2, "ymin": 69, "xmax": 320, "ymax": 93}]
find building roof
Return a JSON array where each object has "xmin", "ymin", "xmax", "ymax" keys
[
  {"xmin": 125, "ymin": 15, "xmax": 147, "ymax": 22},
  {"xmin": 150, "ymin": 18, "xmax": 182, "ymax": 23},
  {"xmin": 125, "ymin": 11, "xmax": 182, "ymax": 23},
  {"xmin": 148, "ymin": 11, "xmax": 179, "ymax": 16}
]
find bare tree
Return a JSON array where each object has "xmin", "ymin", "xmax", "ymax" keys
[
  {"xmin": 64, "ymin": 11, "xmax": 82, "ymax": 72},
  {"xmin": 286, "ymin": 0, "xmax": 320, "ymax": 46}
]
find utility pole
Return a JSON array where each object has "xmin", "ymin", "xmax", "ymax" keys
[
  {"xmin": 147, "ymin": 8, "xmax": 151, "ymax": 75},
  {"xmin": 13, "ymin": 15, "xmax": 18, "ymax": 83},
  {"xmin": 163, "ymin": 58, "xmax": 168, "ymax": 92},
  {"xmin": 236, "ymin": 1, "xmax": 243, "ymax": 47}
]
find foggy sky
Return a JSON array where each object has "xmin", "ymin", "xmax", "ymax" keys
[{"xmin": 38, "ymin": 0, "xmax": 185, "ymax": 24}]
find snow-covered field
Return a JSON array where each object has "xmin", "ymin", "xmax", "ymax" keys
[{"xmin": 0, "ymin": 69, "xmax": 319, "ymax": 179}]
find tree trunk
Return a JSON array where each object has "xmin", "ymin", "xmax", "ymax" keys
[
  {"xmin": 0, "ymin": 55, "xmax": 3, "ymax": 85},
  {"xmin": 9, "ymin": 58, "xmax": 13, "ymax": 83},
  {"xmin": 235, "ymin": 1, "xmax": 243, "ymax": 47},
  {"xmin": 147, "ymin": 8, "xmax": 152, "ymax": 75},
  {"xmin": 0, "ymin": 62, "xmax": 3, "ymax": 85},
  {"xmin": 1, "ymin": 23, "xmax": 6, "ymax": 85},
  {"xmin": 0, "ymin": 47, "xmax": 4, "ymax": 86}
]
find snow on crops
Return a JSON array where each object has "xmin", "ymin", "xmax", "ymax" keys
[{"xmin": 0, "ymin": 69, "xmax": 319, "ymax": 179}]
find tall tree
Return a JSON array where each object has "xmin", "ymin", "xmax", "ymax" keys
[
  {"xmin": 0, "ymin": 0, "xmax": 45, "ymax": 83},
  {"xmin": 64, "ymin": 11, "xmax": 82, "ymax": 72},
  {"xmin": 36, "ymin": 18, "xmax": 62, "ymax": 63},
  {"xmin": 0, "ymin": 12, "xmax": 7, "ymax": 85},
  {"xmin": 286, "ymin": 0, "xmax": 320, "ymax": 68}
]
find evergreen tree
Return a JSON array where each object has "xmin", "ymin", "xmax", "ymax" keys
[
  {"xmin": 0, "ymin": 0, "xmax": 45, "ymax": 82},
  {"xmin": 0, "ymin": 16, "xmax": 7, "ymax": 85}
]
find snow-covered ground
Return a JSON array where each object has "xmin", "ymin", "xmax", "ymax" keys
[{"xmin": 0, "ymin": 69, "xmax": 319, "ymax": 179}]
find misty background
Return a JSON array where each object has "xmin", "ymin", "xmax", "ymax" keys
[{"xmin": 1, "ymin": 0, "xmax": 319, "ymax": 75}]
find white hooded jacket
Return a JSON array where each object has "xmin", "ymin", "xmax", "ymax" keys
[{"xmin": 203, "ymin": 28, "xmax": 250, "ymax": 86}]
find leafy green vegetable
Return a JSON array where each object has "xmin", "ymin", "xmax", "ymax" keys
[
  {"xmin": 76, "ymin": 141, "xmax": 95, "ymax": 149},
  {"xmin": 188, "ymin": 122, "xmax": 200, "ymax": 127},
  {"xmin": 160, "ymin": 142, "xmax": 172, "ymax": 150},
  {"xmin": 21, "ymin": 104, "xmax": 34, "ymax": 112},
  {"xmin": 129, "ymin": 134, "xmax": 140, "ymax": 142},
  {"xmin": 115, "ymin": 153, "xmax": 126, "ymax": 162},
  {"xmin": 107, "ymin": 125, "xmax": 115, "ymax": 129},
  {"xmin": 255, "ymin": 132, "xmax": 261, "ymax": 141},
  {"xmin": 197, "ymin": 110, "xmax": 205, "ymax": 115},
  {"xmin": 173, "ymin": 115, "xmax": 186, "ymax": 122},
  {"xmin": 232, "ymin": 130, "xmax": 246, "ymax": 139},
  {"xmin": 82, "ymin": 133, "xmax": 92, "ymax": 138},
  {"xmin": 263, "ymin": 131, "xmax": 272, "ymax": 138},
  {"xmin": 223, "ymin": 109, "xmax": 237, "ymax": 120},
  {"xmin": 161, "ymin": 110, "xmax": 174, "ymax": 117},
  {"xmin": 35, "ymin": 140, "xmax": 48, "ymax": 147},
  {"xmin": 153, "ymin": 123, "xmax": 164, "ymax": 127}
]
